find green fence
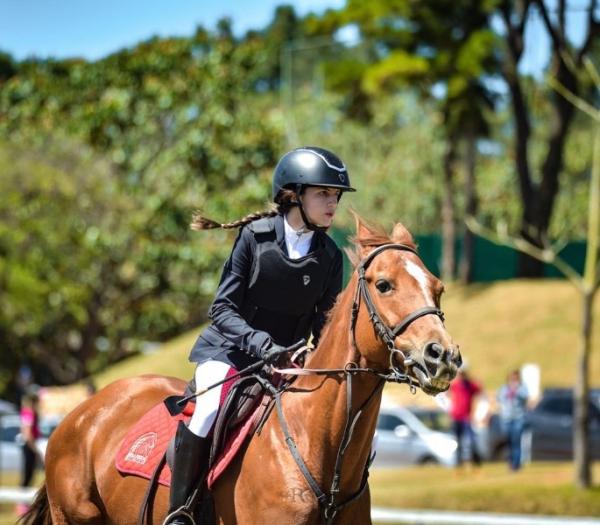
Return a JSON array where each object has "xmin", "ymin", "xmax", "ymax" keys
[{"xmin": 330, "ymin": 228, "xmax": 586, "ymax": 282}]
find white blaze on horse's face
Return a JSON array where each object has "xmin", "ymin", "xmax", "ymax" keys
[{"xmin": 404, "ymin": 259, "xmax": 434, "ymax": 306}]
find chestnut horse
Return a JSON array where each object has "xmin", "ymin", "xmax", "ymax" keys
[{"xmin": 22, "ymin": 216, "xmax": 461, "ymax": 525}]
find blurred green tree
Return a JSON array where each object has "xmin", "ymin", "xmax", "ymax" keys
[
  {"xmin": 305, "ymin": 0, "xmax": 498, "ymax": 281},
  {"xmin": 0, "ymin": 28, "xmax": 282, "ymax": 392}
]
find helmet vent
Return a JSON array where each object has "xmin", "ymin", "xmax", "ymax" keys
[{"xmin": 297, "ymin": 147, "xmax": 347, "ymax": 172}]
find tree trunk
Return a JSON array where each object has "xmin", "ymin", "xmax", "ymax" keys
[
  {"xmin": 503, "ymin": 55, "xmax": 545, "ymax": 277},
  {"xmin": 574, "ymin": 290, "xmax": 594, "ymax": 488},
  {"xmin": 441, "ymin": 138, "xmax": 457, "ymax": 281},
  {"xmin": 500, "ymin": 1, "xmax": 582, "ymax": 278},
  {"xmin": 460, "ymin": 131, "xmax": 478, "ymax": 284},
  {"xmin": 517, "ymin": 224, "xmax": 545, "ymax": 277},
  {"xmin": 499, "ymin": 2, "xmax": 538, "ymax": 277},
  {"xmin": 519, "ymin": 57, "xmax": 578, "ymax": 277},
  {"xmin": 575, "ymin": 125, "xmax": 600, "ymax": 488}
]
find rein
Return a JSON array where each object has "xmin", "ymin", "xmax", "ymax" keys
[
  {"xmin": 272, "ymin": 362, "xmax": 420, "ymax": 391},
  {"xmin": 268, "ymin": 364, "xmax": 413, "ymax": 523},
  {"xmin": 267, "ymin": 242, "xmax": 445, "ymax": 523},
  {"xmin": 260, "ymin": 366, "xmax": 384, "ymax": 524}
]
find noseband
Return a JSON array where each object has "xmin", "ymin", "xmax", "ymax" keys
[{"xmin": 350, "ymin": 243, "xmax": 445, "ymax": 379}]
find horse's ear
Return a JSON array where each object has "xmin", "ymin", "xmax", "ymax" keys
[
  {"xmin": 350, "ymin": 210, "xmax": 379, "ymax": 258},
  {"xmin": 344, "ymin": 246, "xmax": 360, "ymax": 267},
  {"xmin": 391, "ymin": 222, "xmax": 416, "ymax": 248},
  {"xmin": 356, "ymin": 219, "xmax": 374, "ymax": 244}
]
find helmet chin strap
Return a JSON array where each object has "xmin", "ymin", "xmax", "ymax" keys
[
  {"xmin": 297, "ymin": 203, "xmax": 328, "ymax": 232},
  {"xmin": 294, "ymin": 185, "xmax": 329, "ymax": 232}
]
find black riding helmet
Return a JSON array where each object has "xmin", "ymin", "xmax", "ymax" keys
[
  {"xmin": 272, "ymin": 147, "xmax": 355, "ymax": 231},
  {"xmin": 272, "ymin": 146, "xmax": 356, "ymax": 202}
]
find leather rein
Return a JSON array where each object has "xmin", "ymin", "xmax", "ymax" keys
[{"xmin": 267, "ymin": 243, "xmax": 446, "ymax": 523}]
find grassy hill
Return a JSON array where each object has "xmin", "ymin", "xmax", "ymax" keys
[
  {"xmin": 95, "ymin": 330, "xmax": 198, "ymax": 389},
  {"xmin": 94, "ymin": 279, "xmax": 600, "ymax": 405}
]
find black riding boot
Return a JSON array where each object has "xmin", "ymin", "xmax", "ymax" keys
[{"xmin": 164, "ymin": 422, "xmax": 211, "ymax": 525}]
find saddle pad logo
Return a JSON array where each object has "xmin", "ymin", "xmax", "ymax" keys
[
  {"xmin": 303, "ymin": 275, "xmax": 311, "ymax": 286},
  {"xmin": 125, "ymin": 432, "xmax": 158, "ymax": 465}
]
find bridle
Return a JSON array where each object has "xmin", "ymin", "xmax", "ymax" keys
[
  {"xmin": 265, "ymin": 242, "xmax": 447, "ymax": 523},
  {"xmin": 350, "ymin": 243, "xmax": 445, "ymax": 381}
]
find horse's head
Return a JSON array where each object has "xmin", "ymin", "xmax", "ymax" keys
[{"xmin": 348, "ymin": 215, "xmax": 461, "ymax": 395}]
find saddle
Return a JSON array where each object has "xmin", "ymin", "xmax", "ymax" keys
[
  {"xmin": 115, "ymin": 372, "xmax": 273, "ymax": 489},
  {"xmin": 209, "ymin": 374, "xmax": 267, "ymax": 467}
]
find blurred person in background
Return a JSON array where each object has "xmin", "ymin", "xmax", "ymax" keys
[
  {"xmin": 448, "ymin": 362, "xmax": 483, "ymax": 468},
  {"xmin": 14, "ymin": 364, "xmax": 34, "ymax": 406},
  {"xmin": 16, "ymin": 390, "xmax": 41, "ymax": 516},
  {"xmin": 497, "ymin": 369, "xmax": 529, "ymax": 471},
  {"xmin": 84, "ymin": 378, "xmax": 97, "ymax": 397}
]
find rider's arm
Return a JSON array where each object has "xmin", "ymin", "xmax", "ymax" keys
[
  {"xmin": 208, "ymin": 227, "xmax": 272, "ymax": 358},
  {"xmin": 310, "ymin": 249, "xmax": 343, "ymax": 347}
]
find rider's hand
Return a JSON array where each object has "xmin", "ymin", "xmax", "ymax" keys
[{"xmin": 260, "ymin": 343, "xmax": 290, "ymax": 365}]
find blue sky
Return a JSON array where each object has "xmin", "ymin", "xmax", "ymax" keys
[
  {"xmin": 0, "ymin": 0, "xmax": 591, "ymax": 78},
  {"xmin": 0, "ymin": 0, "xmax": 344, "ymax": 61}
]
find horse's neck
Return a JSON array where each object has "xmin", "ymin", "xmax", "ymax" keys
[{"xmin": 283, "ymin": 277, "xmax": 383, "ymax": 483}]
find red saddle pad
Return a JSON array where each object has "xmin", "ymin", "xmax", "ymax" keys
[{"xmin": 115, "ymin": 396, "xmax": 260, "ymax": 489}]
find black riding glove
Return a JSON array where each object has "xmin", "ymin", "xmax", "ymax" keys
[{"xmin": 260, "ymin": 343, "xmax": 290, "ymax": 365}]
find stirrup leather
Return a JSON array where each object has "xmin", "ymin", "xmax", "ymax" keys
[{"xmin": 162, "ymin": 505, "xmax": 197, "ymax": 525}]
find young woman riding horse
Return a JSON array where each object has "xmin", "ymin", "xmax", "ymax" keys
[
  {"xmin": 166, "ymin": 146, "xmax": 355, "ymax": 524},
  {"xmin": 21, "ymin": 148, "xmax": 461, "ymax": 525}
]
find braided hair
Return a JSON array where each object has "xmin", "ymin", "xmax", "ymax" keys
[{"xmin": 190, "ymin": 189, "xmax": 298, "ymax": 231}]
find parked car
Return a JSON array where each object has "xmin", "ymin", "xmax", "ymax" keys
[
  {"xmin": 0, "ymin": 399, "xmax": 17, "ymax": 416},
  {"xmin": 525, "ymin": 388, "xmax": 600, "ymax": 461},
  {"xmin": 477, "ymin": 413, "xmax": 509, "ymax": 460},
  {"xmin": 0, "ymin": 413, "xmax": 61, "ymax": 472},
  {"xmin": 408, "ymin": 406, "xmax": 508, "ymax": 462},
  {"xmin": 374, "ymin": 405, "xmax": 458, "ymax": 467}
]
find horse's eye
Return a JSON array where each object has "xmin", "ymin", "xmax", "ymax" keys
[{"xmin": 375, "ymin": 279, "xmax": 392, "ymax": 293}]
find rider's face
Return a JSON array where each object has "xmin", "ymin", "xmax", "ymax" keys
[{"xmin": 300, "ymin": 186, "xmax": 341, "ymax": 228}]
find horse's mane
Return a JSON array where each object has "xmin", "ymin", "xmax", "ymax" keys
[{"xmin": 344, "ymin": 210, "xmax": 417, "ymax": 267}]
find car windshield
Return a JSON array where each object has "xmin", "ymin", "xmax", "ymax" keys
[
  {"xmin": 39, "ymin": 419, "xmax": 59, "ymax": 438},
  {"xmin": 0, "ymin": 424, "xmax": 20, "ymax": 443},
  {"xmin": 377, "ymin": 414, "xmax": 406, "ymax": 431},
  {"xmin": 538, "ymin": 397, "xmax": 573, "ymax": 415},
  {"xmin": 412, "ymin": 410, "xmax": 452, "ymax": 432}
]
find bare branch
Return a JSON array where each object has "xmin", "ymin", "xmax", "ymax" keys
[
  {"xmin": 516, "ymin": 0, "xmax": 533, "ymax": 34},
  {"xmin": 465, "ymin": 216, "xmax": 584, "ymax": 289},
  {"xmin": 550, "ymin": 237, "xmax": 569, "ymax": 255},
  {"xmin": 558, "ymin": 0, "xmax": 566, "ymax": 35},
  {"xmin": 559, "ymin": 49, "xmax": 579, "ymax": 78},
  {"xmin": 584, "ymin": 127, "xmax": 600, "ymax": 292},
  {"xmin": 577, "ymin": 0, "xmax": 599, "ymax": 64},
  {"xmin": 583, "ymin": 56, "xmax": 600, "ymax": 90},
  {"xmin": 547, "ymin": 76, "xmax": 600, "ymax": 121},
  {"xmin": 534, "ymin": 0, "xmax": 566, "ymax": 51},
  {"xmin": 499, "ymin": 0, "xmax": 531, "ymax": 62}
]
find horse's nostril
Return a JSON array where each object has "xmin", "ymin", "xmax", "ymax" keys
[
  {"xmin": 454, "ymin": 351, "xmax": 463, "ymax": 369},
  {"xmin": 424, "ymin": 342, "xmax": 444, "ymax": 361}
]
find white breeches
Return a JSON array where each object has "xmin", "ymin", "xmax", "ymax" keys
[{"xmin": 187, "ymin": 360, "xmax": 233, "ymax": 437}]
